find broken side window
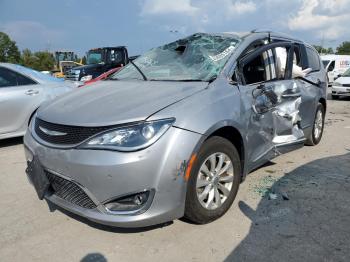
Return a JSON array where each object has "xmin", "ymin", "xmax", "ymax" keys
[
  {"xmin": 306, "ymin": 47, "xmax": 321, "ymax": 72},
  {"xmin": 291, "ymin": 45, "xmax": 312, "ymax": 78}
]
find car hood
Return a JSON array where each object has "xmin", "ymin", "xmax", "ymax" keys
[
  {"xmin": 335, "ymin": 76, "xmax": 350, "ymax": 84},
  {"xmin": 37, "ymin": 80, "xmax": 208, "ymax": 126}
]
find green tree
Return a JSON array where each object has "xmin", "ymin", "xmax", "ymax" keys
[
  {"xmin": 336, "ymin": 41, "xmax": 350, "ymax": 55},
  {"xmin": 0, "ymin": 32, "xmax": 21, "ymax": 63},
  {"xmin": 20, "ymin": 49, "xmax": 37, "ymax": 68},
  {"xmin": 34, "ymin": 51, "xmax": 55, "ymax": 71},
  {"xmin": 20, "ymin": 49, "xmax": 55, "ymax": 71},
  {"xmin": 313, "ymin": 45, "xmax": 334, "ymax": 54}
]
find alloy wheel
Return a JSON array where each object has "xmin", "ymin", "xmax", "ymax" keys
[
  {"xmin": 196, "ymin": 152, "xmax": 234, "ymax": 210},
  {"xmin": 314, "ymin": 109, "xmax": 323, "ymax": 140}
]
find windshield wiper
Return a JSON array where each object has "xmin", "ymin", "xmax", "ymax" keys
[
  {"xmin": 173, "ymin": 79, "xmax": 206, "ymax": 82},
  {"xmin": 149, "ymin": 76, "xmax": 217, "ymax": 83},
  {"xmin": 129, "ymin": 60, "xmax": 147, "ymax": 81},
  {"xmin": 176, "ymin": 76, "xmax": 217, "ymax": 83}
]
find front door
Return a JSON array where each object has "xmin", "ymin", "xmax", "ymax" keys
[
  {"xmin": 0, "ymin": 67, "xmax": 41, "ymax": 134},
  {"xmin": 236, "ymin": 42, "xmax": 306, "ymax": 170}
]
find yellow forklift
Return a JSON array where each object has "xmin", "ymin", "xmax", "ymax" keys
[{"xmin": 52, "ymin": 51, "xmax": 83, "ymax": 78}]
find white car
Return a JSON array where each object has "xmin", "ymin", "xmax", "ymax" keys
[
  {"xmin": 0, "ymin": 63, "xmax": 76, "ymax": 140},
  {"xmin": 321, "ymin": 55, "xmax": 350, "ymax": 84},
  {"xmin": 331, "ymin": 67, "xmax": 350, "ymax": 99}
]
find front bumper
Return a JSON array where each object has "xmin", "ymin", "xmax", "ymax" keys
[
  {"xmin": 331, "ymin": 85, "xmax": 350, "ymax": 96},
  {"xmin": 24, "ymin": 127, "xmax": 201, "ymax": 227}
]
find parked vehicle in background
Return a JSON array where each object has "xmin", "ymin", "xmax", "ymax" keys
[
  {"xmin": 331, "ymin": 67, "xmax": 350, "ymax": 99},
  {"xmin": 65, "ymin": 46, "xmax": 129, "ymax": 82},
  {"xmin": 24, "ymin": 31, "xmax": 327, "ymax": 228},
  {"xmin": 321, "ymin": 55, "xmax": 350, "ymax": 84},
  {"xmin": 52, "ymin": 51, "xmax": 82, "ymax": 78},
  {"xmin": 0, "ymin": 63, "xmax": 76, "ymax": 140},
  {"xmin": 81, "ymin": 66, "xmax": 122, "ymax": 86}
]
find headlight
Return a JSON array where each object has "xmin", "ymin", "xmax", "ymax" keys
[
  {"xmin": 79, "ymin": 118, "xmax": 175, "ymax": 151},
  {"xmin": 333, "ymin": 82, "xmax": 342, "ymax": 86},
  {"xmin": 74, "ymin": 69, "xmax": 81, "ymax": 75},
  {"xmin": 80, "ymin": 75, "xmax": 93, "ymax": 82}
]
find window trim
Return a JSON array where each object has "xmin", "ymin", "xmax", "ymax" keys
[{"xmin": 0, "ymin": 66, "xmax": 38, "ymax": 87}]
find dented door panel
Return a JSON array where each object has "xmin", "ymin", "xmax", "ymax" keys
[
  {"xmin": 240, "ymin": 84, "xmax": 275, "ymax": 168},
  {"xmin": 243, "ymin": 80, "xmax": 305, "ymax": 169},
  {"xmin": 238, "ymin": 42, "xmax": 307, "ymax": 169}
]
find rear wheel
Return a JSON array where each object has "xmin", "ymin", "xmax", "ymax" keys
[
  {"xmin": 184, "ymin": 136, "xmax": 241, "ymax": 224},
  {"xmin": 305, "ymin": 103, "xmax": 325, "ymax": 146}
]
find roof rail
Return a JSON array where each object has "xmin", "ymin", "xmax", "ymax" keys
[{"xmin": 251, "ymin": 29, "xmax": 273, "ymax": 33}]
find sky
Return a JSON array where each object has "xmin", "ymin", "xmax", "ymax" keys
[{"xmin": 0, "ymin": 0, "xmax": 349, "ymax": 56}]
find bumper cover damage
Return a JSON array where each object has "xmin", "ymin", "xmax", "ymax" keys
[{"xmin": 24, "ymin": 127, "xmax": 202, "ymax": 227}]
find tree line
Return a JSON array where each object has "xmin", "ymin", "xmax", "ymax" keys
[
  {"xmin": 2, "ymin": 31, "xmax": 350, "ymax": 72},
  {"xmin": 0, "ymin": 32, "xmax": 84, "ymax": 71},
  {"xmin": 312, "ymin": 44, "xmax": 350, "ymax": 55}
]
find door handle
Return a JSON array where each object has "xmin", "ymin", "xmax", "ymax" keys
[{"xmin": 25, "ymin": 89, "xmax": 39, "ymax": 95}]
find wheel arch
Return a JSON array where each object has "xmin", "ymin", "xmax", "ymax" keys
[
  {"xmin": 191, "ymin": 121, "xmax": 247, "ymax": 181},
  {"xmin": 28, "ymin": 107, "xmax": 38, "ymax": 126},
  {"xmin": 319, "ymin": 97, "xmax": 327, "ymax": 112}
]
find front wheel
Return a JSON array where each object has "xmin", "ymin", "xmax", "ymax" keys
[
  {"xmin": 305, "ymin": 103, "xmax": 325, "ymax": 146},
  {"xmin": 184, "ymin": 136, "xmax": 241, "ymax": 224}
]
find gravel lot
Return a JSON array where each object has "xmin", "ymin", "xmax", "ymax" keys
[{"xmin": 0, "ymin": 95, "xmax": 349, "ymax": 262}]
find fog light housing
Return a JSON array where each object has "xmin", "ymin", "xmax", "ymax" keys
[{"xmin": 104, "ymin": 190, "xmax": 152, "ymax": 214}]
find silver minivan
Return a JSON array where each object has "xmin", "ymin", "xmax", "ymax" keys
[{"xmin": 24, "ymin": 31, "xmax": 327, "ymax": 227}]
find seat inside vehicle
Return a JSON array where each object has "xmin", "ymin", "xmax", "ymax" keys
[{"xmin": 243, "ymin": 55, "xmax": 266, "ymax": 84}]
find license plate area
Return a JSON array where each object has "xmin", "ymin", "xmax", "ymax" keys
[{"xmin": 26, "ymin": 157, "xmax": 50, "ymax": 199}]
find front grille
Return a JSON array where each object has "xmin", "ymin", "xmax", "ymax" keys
[
  {"xmin": 62, "ymin": 66, "xmax": 75, "ymax": 76},
  {"xmin": 46, "ymin": 171, "xmax": 97, "ymax": 209},
  {"xmin": 65, "ymin": 74, "xmax": 79, "ymax": 81},
  {"xmin": 65, "ymin": 70, "xmax": 79, "ymax": 81},
  {"xmin": 343, "ymin": 84, "xmax": 350, "ymax": 87},
  {"xmin": 34, "ymin": 118, "xmax": 114, "ymax": 145}
]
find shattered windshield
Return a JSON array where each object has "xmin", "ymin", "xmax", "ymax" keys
[{"xmin": 111, "ymin": 33, "xmax": 240, "ymax": 81}]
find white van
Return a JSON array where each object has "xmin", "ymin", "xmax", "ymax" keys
[{"xmin": 321, "ymin": 55, "xmax": 350, "ymax": 84}]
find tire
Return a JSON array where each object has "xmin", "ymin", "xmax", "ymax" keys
[
  {"xmin": 305, "ymin": 103, "xmax": 325, "ymax": 146},
  {"xmin": 184, "ymin": 136, "xmax": 241, "ymax": 224},
  {"xmin": 331, "ymin": 94, "xmax": 339, "ymax": 100}
]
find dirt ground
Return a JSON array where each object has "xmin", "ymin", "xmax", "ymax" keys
[{"xmin": 0, "ymin": 95, "xmax": 349, "ymax": 262}]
